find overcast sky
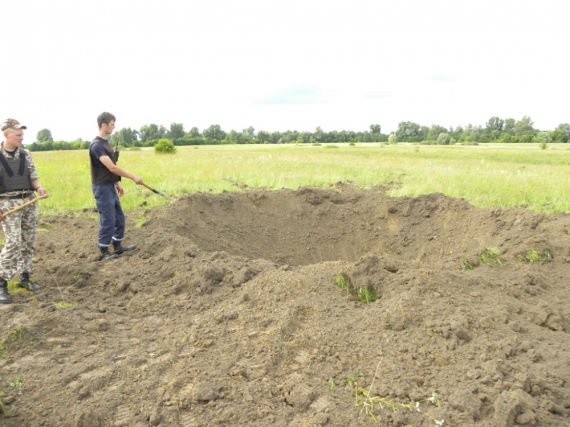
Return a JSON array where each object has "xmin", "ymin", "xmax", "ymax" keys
[{"xmin": 3, "ymin": 0, "xmax": 568, "ymax": 142}]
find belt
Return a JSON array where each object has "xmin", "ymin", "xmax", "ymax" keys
[{"xmin": 0, "ymin": 192, "xmax": 33, "ymax": 200}]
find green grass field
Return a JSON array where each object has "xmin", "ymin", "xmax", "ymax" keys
[{"xmin": 33, "ymin": 142, "xmax": 570, "ymax": 215}]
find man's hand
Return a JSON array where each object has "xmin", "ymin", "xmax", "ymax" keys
[
  {"xmin": 37, "ymin": 187, "xmax": 49, "ymax": 198},
  {"xmin": 115, "ymin": 182, "xmax": 125, "ymax": 197},
  {"xmin": 132, "ymin": 176, "xmax": 143, "ymax": 185}
]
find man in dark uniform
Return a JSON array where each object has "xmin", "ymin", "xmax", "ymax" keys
[
  {"xmin": 0, "ymin": 118, "xmax": 49, "ymax": 304},
  {"xmin": 89, "ymin": 112, "xmax": 143, "ymax": 261}
]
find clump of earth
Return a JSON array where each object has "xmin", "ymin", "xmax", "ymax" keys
[{"xmin": 1, "ymin": 184, "xmax": 569, "ymax": 427}]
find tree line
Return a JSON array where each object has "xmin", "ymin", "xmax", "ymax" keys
[{"xmin": 28, "ymin": 116, "xmax": 570, "ymax": 151}]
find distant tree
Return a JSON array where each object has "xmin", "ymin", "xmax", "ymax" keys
[
  {"xmin": 451, "ymin": 125, "xmax": 463, "ymax": 141},
  {"xmin": 470, "ymin": 126, "xmax": 483, "ymax": 142},
  {"xmin": 287, "ymin": 130, "xmax": 299, "ymax": 142},
  {"xmin": 37, "ymin": 128, "xmax": 53, "ymax": 142},
  {"xmin": 514, "ymin": 116, "xmax": 534, "ymax": 138},
  {"xmin": 314, "ymin": 126, "xmax": 323, "ymax": 142},
  {"xmin": 549, "ymin": 123, "xmax": 570, "ymax": 142},
  {"xmin": 557, "ymin": 123, "xmax": 570, "ymax": 135},
  {"xmin": 361, "ymin": 131, "xmax": 372, "ymax": 142},
  {"xmin": 489, "ymin": 129, "xmax": 501, "ymax": 140},
  {"xmin": 459, "ymin": 124, "xmax": 483, "ymax": 142},
  {"xmin": 167, "ymin": 123, "xmax": 185, "ymax": 139},
  {"xmin": 500, "ymin": 133, "xmax": 515, "ymax": 143},
  {"xmin": 139, "ymin": 124, "xmax": 164, "ymax": 142},
  {"xmin": 257, "ymin": 130, "xmax": 270, "ymax": 143},
  {"xmin": 269, "ymin": 131, "xmax": 281, "ymax": 143},
  {"xmin": 436, "ymin": 132, "xmax": 451, "ymax": 145},
  {"xmin": 187, "ymin": 127, "xmax": 201, "ymax": 138},
  {"xmin": 504, "ymin": 118, "xmax": 516, "ymax": 135},
  {"xmin": 240, "ymin": 130, "xmax": 253, "ymax": 144},
  {"xmin": 367, "ymin": 124, "xmax": 380, "ymax": 142},
  {"xmin": 427, "ymin": 125, "xmax": 448, "ymax": 141},
  {"xmin": 396, "ymin": 121, "xmax": 421, "ymax": 142},
  {"xmin": 244, "ymin": 126, "xmax": 255, "ymax": 137},
  {"xmin": 388, "ymin": 133, "xmax": 398, "ymax": 144},
  {"xmin": 225, "ymin": 129, "xmax": 240, "ymax": 144},
  {"xmin": 485, "ymin": 117, "xmax": 504, "ymax": 133},
  {"xmin": 533, "ymin": 132, "xmax": 552, "ymax": 143},
  {"xmin": 203, "ymin": 124, "xmax": 226, "ymax": 141},
  {"xmin": 299, "ymin": 131, "xmax": 312, "ymax": 143},
  {"xmin": 111, "ymin": 127, "xmax": 138, "ymax": 147}
]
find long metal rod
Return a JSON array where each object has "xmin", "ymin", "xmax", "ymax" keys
[{"xmin": 142, "ymin": 183, "xmax": 171, "ymax": 198}]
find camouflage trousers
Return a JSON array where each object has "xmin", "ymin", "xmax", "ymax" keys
[{"xmin": 0, "ymin": 196, "xmax": 38, "ymax": 281}]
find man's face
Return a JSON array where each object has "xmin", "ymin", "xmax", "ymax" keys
[
  {"xmin": 102, "ymin": 120, "xmax": 116, "ymax": 136},
  {"xmin": 3, "ymin": 128, "xmax": 24, "ymax": 148}
]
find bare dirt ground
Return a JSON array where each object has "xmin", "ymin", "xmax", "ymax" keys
[{"xmin": 1, "ymin": 184, "xmax": 569, "ymax": 427}]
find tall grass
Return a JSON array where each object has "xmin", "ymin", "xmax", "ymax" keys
[{"xmin": 32, "ymin": 143, "xmax": 570, "ymax": 214}]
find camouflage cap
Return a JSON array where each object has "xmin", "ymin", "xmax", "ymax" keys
[{"xmin": 1, "ymin": 118, "xmax": 27, "ymax": 131}]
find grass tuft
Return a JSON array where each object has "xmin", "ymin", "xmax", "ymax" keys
[
  {"xmin": 477, "ymin": 248, "xmax": 504, "ymax": 267},
  {"xmin": 6, "ymin": 377, "xmax": 24, "ymax": 395},
  {"xmin": 334, "ymin": 274, "xmax": 378, "ymax": 303},
  {"xmin": 0, "ymin": 326, "xmax": 27, "ymax": 359},
  {"xmin": 460, "ymin": 257, "xmax": 476, "ymax": 270},
  {"xmin": 542, "ymin": 248, "xmax": 553, "ymax": 260},
  {"xmin": 7, "ymin": 278, "xmax": 26, "ymax": 295},
  {"xmin": 527, "ymin": 250, "xmax": 540, "ymax": 262},
  {"xmin": 52, "ymin": 278, "xmax": 76, "ymax": 309},
  {"xmin": 134, "ymin": 216, "xmax": 147, "ymax": 228},
  {"xmin": 53, "ymin": 302, "xmax": 77, "ymax": 309},
  {"xmin": 517, "ymin": 248, "xmax": 554, "ymax": 263},
  {"xmin": 357, "ymin": 286, "xmax": 378, "ymax": 303},
  {"xmin": 350, "ymin": 360, "xmax": 445, "ymax": 425},
  {"xmin": 334, "ymin": 274, "xmax": 354, "ymax": 298}
]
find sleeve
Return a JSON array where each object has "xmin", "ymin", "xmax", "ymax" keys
[
  {"xmin": 90, "ymin": 143, "xmax": 108, "ymax": 160},
  {"xmin": 24, "ymin": 149, "xmax": 40, "ymax": 180}
]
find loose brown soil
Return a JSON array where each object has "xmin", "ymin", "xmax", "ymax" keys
[{"xmin": 1, "ymin": 185, "xmax": 570, "ymax": 427}]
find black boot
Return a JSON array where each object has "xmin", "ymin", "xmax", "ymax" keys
[
  {"xmin": 0, "ymin": 278, "xmax": 12, "ymax": 304},
  {"xmin": 18, "ymin": 273, "xmax": 41, "ymax": 292},
  {"xmin": 100, "ymin": 247, "xmax": 119, "ymax": 261},
  {"xmin": 113, "ymin": 241, "xmax": 136, "ymax": 255}
]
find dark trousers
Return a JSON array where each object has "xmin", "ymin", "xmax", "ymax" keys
[{"xmin": 92, "ymin": 182, "xmax": 125, "ymax": 249}]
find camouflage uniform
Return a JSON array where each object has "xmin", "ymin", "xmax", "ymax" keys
[{"xmin": 0, "ymin": 145, "xmax": 40, "ymax": 282}]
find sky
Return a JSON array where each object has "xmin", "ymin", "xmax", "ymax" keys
[{"xmin": 3, "ymin": 0, "xmax": 569, "ymax": 142}]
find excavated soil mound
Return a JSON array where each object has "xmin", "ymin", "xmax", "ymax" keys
[{"xmin": 1, "ymin": 185, "xmax": 570, "ymax": 427}]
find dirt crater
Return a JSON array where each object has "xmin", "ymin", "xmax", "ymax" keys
[
  {"xmin": 1, "ymin": 185, "xmax": 570, "ymax": 427},
  {"xmin": 146, "ymin": 186, "xmax": 555, "ymax": 267}
]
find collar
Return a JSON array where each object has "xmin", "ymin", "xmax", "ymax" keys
[{"xmin": 0, "ymin": 142, "xmax": 20, "ymax": 158}]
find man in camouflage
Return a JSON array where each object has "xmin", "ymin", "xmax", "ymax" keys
[{"xmin": 0, "ymin": 119, "xmax": 49, "ymax": 304}]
